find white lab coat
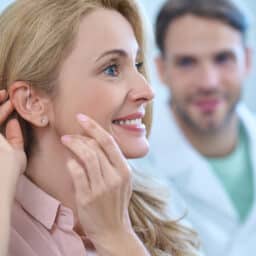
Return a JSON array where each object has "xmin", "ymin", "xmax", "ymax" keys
[{"xmin": 132, "ymin": 93, "xmax": 256, "ymax": 256}]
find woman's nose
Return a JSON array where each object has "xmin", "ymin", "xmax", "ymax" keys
[{"xmin": 128, "ymin": 73, "xmax": 155, "ymax": 103}]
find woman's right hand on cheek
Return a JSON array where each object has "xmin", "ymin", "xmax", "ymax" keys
[
  {"xmin": 0, "ymin": 89, "xmax": 26, "ymax": 198},
  {"xmin": 61, "ymin": 114, "xmax": 149, "ymax": 255}
]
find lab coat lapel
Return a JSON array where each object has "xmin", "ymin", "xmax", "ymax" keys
[
  {"xmin": 226, "ymin": 104, "xmax": 256, "ymax": 254},
  {"xmin": 234, "ymin": 105, "xmax": 256, "ymax": 232}
]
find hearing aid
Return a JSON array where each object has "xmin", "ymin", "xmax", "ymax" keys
[{"xmin": 26, "ymin": 87, "xmax": 32, "ymax": 110}]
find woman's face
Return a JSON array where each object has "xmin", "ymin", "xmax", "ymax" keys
[{"xmin": 52, "ymin": 8, "xmax": 154, "ymax": 158}]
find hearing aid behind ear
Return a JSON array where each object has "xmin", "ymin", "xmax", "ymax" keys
[{"xmin": 26, "ymin": 87, "xmax": 32, "ymax": 110}]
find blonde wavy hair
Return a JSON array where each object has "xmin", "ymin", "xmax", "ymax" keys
[{"xmin": 0, "ymin": 0, "xmax": 199, "ymax": 255}]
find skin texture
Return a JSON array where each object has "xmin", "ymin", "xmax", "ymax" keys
[
  {"xmin": 156, "ymin": 14, "xmax": 251, "ymax": 157},
  {"xmin": 3, "ymin": 8, "xmax": 153, "ymax": 256}
]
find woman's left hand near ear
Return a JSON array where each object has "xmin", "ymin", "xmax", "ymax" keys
[
  {"xmin": 0, "ymin": 89, "xmax": 26, "ymax": 199},
  {"xmin": 0, "ymin": 89, "xmax": 27, "ymax": 256}
]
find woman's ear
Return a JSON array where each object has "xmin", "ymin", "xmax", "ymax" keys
[{"xmin": 8, "ymin": 81, "xmax": 50, "ymax": 127}]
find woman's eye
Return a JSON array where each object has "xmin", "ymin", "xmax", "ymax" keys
[
  {"xmin": 135, "ymin": 62, "xmax": 144, "ymax": 72},
  {"xmin": 104, "ymin": 64, "xmax": 119, "ymax": 77}
]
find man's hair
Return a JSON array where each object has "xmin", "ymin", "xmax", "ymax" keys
[{"xmin": 155, "ymin": 0, "xmax": 249, "ymax": 54}]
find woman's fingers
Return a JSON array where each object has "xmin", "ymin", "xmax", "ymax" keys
[
  {"xmin": 0, "ymin": 90, "xmax": 26, "ymax": 174},
  {"xmin": 76, "ymin": 114, "xmax": 128, "ymax": 172},
  {"xmin": 67, "ymin": 159, "xmax": 90, "ymax": 202},
  {"xmin": 83, "ymin": 137, "xmax": 121, "ymax": 185},
  {"xmin": 0, "ymin": 90, "xmax": 8, "ymax": 101},
  {"xmin": 5, "ymin": 119, "xmax": 24, "ymax": 151},
  {"xmin": 0, "ymin": 100, "xmax": 14, "ymax": 124},
  {"xmin": 0, "ymin": 90, "xmax": 14, "ymax": 124},
  {"xmin": 61, "ymin": 135, "xmax": 104, "ymax": 191}
]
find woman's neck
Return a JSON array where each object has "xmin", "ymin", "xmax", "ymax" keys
[{"xmin": 26, "ymin": 129, "xmax": 77, "ymax": 212}]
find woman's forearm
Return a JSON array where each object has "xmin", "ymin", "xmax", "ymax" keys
[
  {"xmin": 0, "ymin": 177, "xmax": 18, "ymax": 256},
  {"xmin": 0, "ymin": 196, "xmax": 13, "ymax": 256}
]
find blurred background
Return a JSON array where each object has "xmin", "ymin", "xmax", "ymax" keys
[
  {"xmin": 1, "ymin": 0, "xmax": 256, "ymax": 111},
  {"xmin": 137, "ymin": 0, "xmax": 256, "ymax": 112}
]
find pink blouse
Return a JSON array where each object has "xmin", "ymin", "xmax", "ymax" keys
[{"xmin": 9, "ymin": 175, "xmax": 96, "ymax": 256}]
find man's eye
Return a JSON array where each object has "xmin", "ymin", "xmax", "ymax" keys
[
  {"xmin": 215, "ymin": 53, "xmax": 234, "ymax": 65},
  {"xmin": 104, "ymin": 64, "xmax": 119, "ymax": 77},
  {"xmin": 176, "ymin": 58, "xmax": 195, "ymax": 67}
]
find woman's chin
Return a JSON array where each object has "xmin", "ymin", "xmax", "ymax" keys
[{"xmin": 120, "ymin": 140, "xmax": 149, "ymax": 159}]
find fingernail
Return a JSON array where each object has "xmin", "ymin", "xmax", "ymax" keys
[
  {"xmin": 61, "ymin": 135, "xmax": 71, "ymax": 143},
  {"xmin": 77, "ymin": 113, "xmax": 88, "ymax": 122}
]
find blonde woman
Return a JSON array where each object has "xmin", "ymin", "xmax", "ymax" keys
[{"xmin": 0, "ymin": 0, "xmax": 199, "ymax": 255}]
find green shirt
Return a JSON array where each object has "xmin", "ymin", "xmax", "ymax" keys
[{"xmin": 207, "ymin": 125, "xmax": 254, "ymax": 222}]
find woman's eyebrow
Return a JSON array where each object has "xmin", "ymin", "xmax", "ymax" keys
[
  {"xmin": 95, "ymin": 48, "xmax": 141, "ymax": 63},
  {"xmin": 95, "ymin": 49, "xmax": 127, "ymax": 62}
]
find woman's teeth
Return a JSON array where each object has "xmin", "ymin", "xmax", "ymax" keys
[{"xmin": 113, "ymin": 118, "xmax": 142, "ymax": 126}]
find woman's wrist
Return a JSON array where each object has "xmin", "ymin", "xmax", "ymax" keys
[
  {"xmin": 0, "ymin": 199, "xmax": 12, "ymax": 256},
  {"xmin": 92, "ymin": 228, "xmax": 150, "ymax": 256},
  {"xmin": 0, "ymin": 189, "xmax": 16, "ymax": 210},
  {"xmin": 0, "ymin": 172, "xmax": 19, "ymax": 206}
]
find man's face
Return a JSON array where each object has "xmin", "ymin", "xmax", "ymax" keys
[{"xmin": 156, "ymin": 14, "xmax": 251, "ymax": 134}]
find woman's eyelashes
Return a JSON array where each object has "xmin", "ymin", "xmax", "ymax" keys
[
  {"xmin": 102, "ymin": 60, "xmax": 144, "ymax": 78},
  {"xmin": 135, "ymin": 61, "xmax": 144, "ymax": 72},
  {"xmin": 104, "ymin": 63, "xmax": 120, "ymax": 77}
]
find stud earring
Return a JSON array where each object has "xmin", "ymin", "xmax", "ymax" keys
[{"xmin": 41, "ymin": 116, "xmax": 48, "ymax": 125}]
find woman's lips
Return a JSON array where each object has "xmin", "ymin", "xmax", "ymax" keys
[
  {"xmin": 113, "ymin": 112, "xmax": 144, "ymax": 121},
  {"xmin": 112, "ymin": 112, "xmax": 146, "ymax": 134},
  {"xmin": 114, "ymin": 124, "xmax": 146, "ymax": 133}
]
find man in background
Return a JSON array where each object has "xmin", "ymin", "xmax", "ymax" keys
[{"xmin": 134, "ymin": 0, "xmax": 256, "ymax": 255}]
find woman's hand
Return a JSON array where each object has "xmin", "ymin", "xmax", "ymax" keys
[
  {"xmin": 0, "ymin": 89, "xmax": 26, "ymax": 197},
  {"xmin": 0, "ymin": 89, "xmax": 26, "ymax": 256},
  {"xmin": 61, "ymin": 113, "xmax": 149, "ymax": 256}
]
